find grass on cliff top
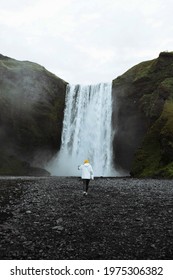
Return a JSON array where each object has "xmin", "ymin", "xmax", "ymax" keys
[
  {"xmin": 0, "ymin": 56, "xmax": 45, "ymax": 72},
  {"xmin": 0, "ymin": 55, "xmax": 67, "ymax": 84},
  {"xmin": 114, "ymin": 59, "xmax": 156, "ymax": 83},
  {"xmin": 114, "ymin": 52, "xmax": 173, "ymax": 89}
]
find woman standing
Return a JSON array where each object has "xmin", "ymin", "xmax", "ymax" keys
[{"xmin": 78, "ymin": 160, "xmax": 94, "ymax": 195}]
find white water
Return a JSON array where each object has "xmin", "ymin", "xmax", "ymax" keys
[{"xmin": 48, "ymin": 82, "xmax": 119, "ymax": 176}]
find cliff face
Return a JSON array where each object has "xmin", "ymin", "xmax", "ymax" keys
[
  {"xmin": 0, "ymin": 54, "xmax": 67, "ymax": 175},
  {"xmin": 1, "ymin": 52, "xmax": 173, "ymax": 177},
  {"xmin": 112, "ymin": 52, "xmax": 173, "ymax": 177}
]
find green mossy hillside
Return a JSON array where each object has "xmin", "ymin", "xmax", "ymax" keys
[
  {"xmin": 132, "ymin": 100, "xmax": 173, "ymax": 178},
  {"xmin": 112, "ymin": 51, "xmax": 173, "ymax": 177}
]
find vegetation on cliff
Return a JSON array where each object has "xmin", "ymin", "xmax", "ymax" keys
[
  {"xmin": 113, "ymin": 51, "xmax": 173, "ymax": 178},
  {"xmin": 0, "ymin": 54, "xmax": 67, "ymax": 175}
]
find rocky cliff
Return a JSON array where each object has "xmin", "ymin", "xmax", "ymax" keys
[
  {"xmin": 1, "ymin": 52, "xmax": 173, "ymax": 177},
  {"xmin": 112, "ymin": 52, "xmax": 173, "ymax": 178},
  {"xmin": 0, "ymin": 54, "xmax": 67, "ymax": 175}
]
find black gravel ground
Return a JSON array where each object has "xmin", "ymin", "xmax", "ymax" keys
[{"xmin": 0, "ymin": 176, "xmax": 173, "ymax": 260}]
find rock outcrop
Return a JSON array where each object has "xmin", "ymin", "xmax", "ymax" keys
[
  {"xmin": 112, "ymin": 52, "xmax": 173, "ymax": 178},
  {"xmin": 0, "ymin": 54, "xmax": 67, "ymax": 175}
]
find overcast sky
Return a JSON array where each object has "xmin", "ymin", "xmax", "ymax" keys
[{"xmin": 1, "ymin": 0, "xmax": 173, "ymax": 84}]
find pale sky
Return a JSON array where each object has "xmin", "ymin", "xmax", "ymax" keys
[{"xmin": 1, "ymin": 0, "xmax": 173, "ymax": 84}]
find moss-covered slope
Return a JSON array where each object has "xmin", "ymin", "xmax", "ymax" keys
[
  {"xmin": 112, "ymin": 52, "xmax": 173, "ymax": 178},
  {"xmin": 132, "ymin": 99, "xmax": 173, "ymax": 178},
  {"xmin": 0, "ymin": 54, "xmax": 67, "ymax": 175}
]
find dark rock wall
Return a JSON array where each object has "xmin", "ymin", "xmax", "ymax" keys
[
  {"xmin": 0, "ymin": 54, "xmax": 67, "ymax": 175},
  {"xmin": 112, "ymin": 77, "xmax": 149, "ymax": 172}
]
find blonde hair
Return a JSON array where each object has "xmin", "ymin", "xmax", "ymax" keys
[{"xmin": 84, "ymin": 159, "xmax": 89, "ymax": 164}]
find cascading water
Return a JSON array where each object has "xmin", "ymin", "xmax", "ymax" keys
[{"xmin": 49, "ymin": 82, "xmax": 119, "ymax": 176}]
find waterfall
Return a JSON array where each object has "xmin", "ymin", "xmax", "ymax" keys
[{"xmin": 49, "ymin": 82, "xmax": 119, "ymax": 176}]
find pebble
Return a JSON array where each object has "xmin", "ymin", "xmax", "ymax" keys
[
  {"xmin": 52, "ymin": 226, "xmax": 64, "ymax": 231},
  {"xmin": 23, "ymin": 241, "xmax": 33, "ymax": 246},
  {"xmin": 135, "ymin": 217, "xmax": 143, "ymax": 222},
  {"xmin": 26, "ymin": 211, "xmax": 32, "ymax": 214},
  {"xmin": 56, "ymin": 218, "xmax": 63, "ymax": 224}
]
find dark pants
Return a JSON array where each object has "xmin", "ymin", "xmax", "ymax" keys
[{"xmin": 83, "ymin": 179, "xmax": 90, "ymax": 192}]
